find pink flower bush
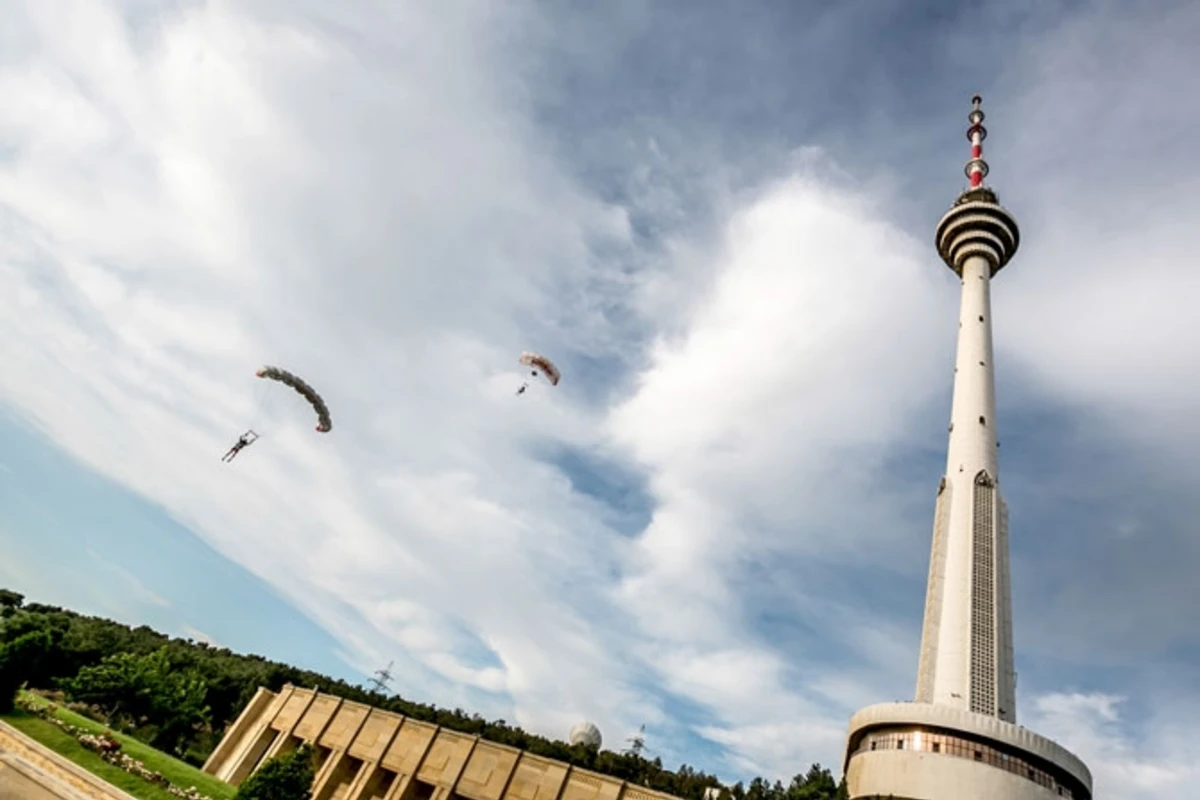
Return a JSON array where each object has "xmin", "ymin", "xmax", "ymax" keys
[{"xmin": 16, "ymin": 696, "xmax": 215, "ymax": 800}]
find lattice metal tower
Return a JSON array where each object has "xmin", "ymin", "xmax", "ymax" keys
[{"xmin": 367, "ymin": 661, "xmax": 394, "ymax": 695}]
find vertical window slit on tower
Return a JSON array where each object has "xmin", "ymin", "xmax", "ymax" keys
[
  {"xmin": 970, "ymin": 471, "xmax": 997, "ymax": 715},
  {"xmin": 979, "ymin": 416, "xmax": 986, "ymax": 425},
  {"xmin": 979, "ymin": 315, "xmax": 984, "ymax": 321}
]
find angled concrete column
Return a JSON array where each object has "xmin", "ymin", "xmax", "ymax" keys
[
  {"xmin": 202, "ymin": 686, "xmax": 275, "ymax": 775},
  {"xmin": 307, "ymin": 697, "xmax": 347, "ymax": 791},
  {"xmin": 263, "ymin": 687, "xmax": 320, "ymax": 762},
  {"xmin": 311, "ymin": 701, "xmax": 373, "ymax": 800},
  {"xmin": 431, "ymin": 736, "xmax": 479, "ymax": 800},
  {"xmin": 383, "ymin": 725, "xmax": 441, "ymax": 800},
  {"xmin": 344, "ymin": 713, "xmax": 404, "ymax": 800},
  {"xmin": 223, "ymin": 685, "xmax": 298, "ymax": 785}
]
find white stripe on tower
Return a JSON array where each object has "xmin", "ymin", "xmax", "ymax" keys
[{"xmin": 965, "ymin": 94, "xmax": 989, "ymax": 188}]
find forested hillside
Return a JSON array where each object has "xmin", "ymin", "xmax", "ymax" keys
[{"xmin": 0, "ymin": 588, "xmax": 845, "ymax": 800}]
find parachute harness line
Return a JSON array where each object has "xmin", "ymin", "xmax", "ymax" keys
[
  {"xmin": 965, "ymin": 94, "xmax": 989, "ymax": 189},
  {"xmin": 250, "ymin": 378, "xmax": 273, "ymax": 420}
]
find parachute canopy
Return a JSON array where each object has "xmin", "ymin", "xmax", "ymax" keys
[
  {"xmin": 518, "ymin": 351, "xmax": 560, "ymax": 386},
  {"xmin": 254, "ymin": 366, "xmax": 332, "ymax": 432}
]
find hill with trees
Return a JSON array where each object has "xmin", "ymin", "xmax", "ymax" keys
[{"xmin": 0, "ymin": 588, "xmax": 845, "ymax": 800}]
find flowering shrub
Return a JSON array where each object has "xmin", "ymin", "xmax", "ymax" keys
[
  {"xmin": 16, "ymin": 695, "xmax": 215, "ymax": 800},
  {"xmin": 64, "ymin": 701, "xmax": 105, "ymax": 718}
]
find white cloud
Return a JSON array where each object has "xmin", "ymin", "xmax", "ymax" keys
[
  {"xmin": 181, "ymin": 625, "xmax": 220, "ymax": 647},
  {"xmin": 1027, "ymin": 692, "xmax": 1200, "ymax": 797},
  {"xmin": 996, "ymin": 0, "xmax": 1200, "ymax": 442},
  {"xmin": 0, "ymin": 0, "xmax": 646, "ymax": 749},
  {"xmin": 86, "ymin": 548, "xmax": 172, "ymax": 609},
  {"xmin": 603, "ymin": 169, "xmax": 954, "ymax": 774},
  {"xmin": 0, "ymin": 544, "xmax": 56, "ymax": 602}
]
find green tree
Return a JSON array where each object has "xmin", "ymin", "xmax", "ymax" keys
[
  {"xmin": 149, "ymin": 664, "xmax": 211, "ymax": 755},
  {"xmin": 0, "ymin": 588, "xmax": 848, "ymax": 797},
  {"xmin": 59, "ymin": 646, "xmax": 210, "ymax": 754},
  {"xmin": 233, "ymin": 744, "xmax": 316, "ymax": 800},
  {"xmin": 0, "ymin": 589, "xmax": 23, "ymax": 617},
  {"xmin": 0, "ymin": 627, "xmax": 53, "ymax": 712},
  {"xmin": 783, "ymin": 765, "xmax": 841, "ymax": 800},
  {"xmin": 59, "ymin": 650, "xmax": 152, "ymax": 722},
  {"xmin": 0, "ymin": 610, "xmax": 61, "ymax": 643},
  {"xmin": 744, "ymin": 776, "xmax": 772, "ymax": 800}
]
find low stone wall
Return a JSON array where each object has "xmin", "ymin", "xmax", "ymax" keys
[
  {"xmin": 0, "ymin": 750, "xmax": 96, "ymax": 800},
  {"xmin": 0, "ymin": 719, "xmax": 140, "ymax": 800}
]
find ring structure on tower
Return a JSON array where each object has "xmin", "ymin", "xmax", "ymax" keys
[
  {"xmin": 935, "ymin": 188, "xmax": 1020, "ymax": 278},
  {"xmin": 935, "ymin": 94, "xmax": 1021, "ymax": 278}
]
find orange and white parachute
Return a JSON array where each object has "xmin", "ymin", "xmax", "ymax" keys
[{"xmin": 518, "ymin": 351, "xmax": 560, "ymax": 386}]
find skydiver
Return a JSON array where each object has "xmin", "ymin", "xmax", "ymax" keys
[
  {"xmin": 515, "ymin": 368, "xmax": 542, "ymax": 396},
  {"xmin": 221, "ymin": 430, "xmax": 259, "ymax": 462}
]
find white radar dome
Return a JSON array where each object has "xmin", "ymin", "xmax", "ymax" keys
[{"xmin": 569, "ymin": 721, "xmax": 602, "ymax": 749}]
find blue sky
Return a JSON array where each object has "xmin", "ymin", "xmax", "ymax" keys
[
  {"xmin": 0, "ymin": 404, "xmax": 358, "ymax": 683},
  {"xmin": 1, "ymin": 1, "xmax": 1199, "ymax": 797}
]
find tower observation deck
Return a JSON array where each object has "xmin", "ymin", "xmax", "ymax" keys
[{"xmin": 840, "ymin": 96, "xmax": 1092, "ymax": 800}]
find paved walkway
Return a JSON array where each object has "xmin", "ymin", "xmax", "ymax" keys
[{"xmin": 0, "ymin": 720, "xmax": 139, "ymax": 800}]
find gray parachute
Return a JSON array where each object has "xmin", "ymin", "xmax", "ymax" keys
[{"xmin": 255, "ymin": 366, "xmax": 332, "ymax": 433}]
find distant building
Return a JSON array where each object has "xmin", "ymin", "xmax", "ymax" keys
[
  {"xmin": 569, "ymin": 722, "xmax": 602, "ymax": 750},
  {"xmin": 203, "ymin": 684, "xmax": 684, "ymax": 800}
]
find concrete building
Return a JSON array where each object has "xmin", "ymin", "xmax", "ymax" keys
[
  {"xmin": 841, "ymin": 97, "xmax": 1093, "ymax": 799},
  {"xmin": 203, "ymin": 684, "xmax": 683, "ymax": 800}
]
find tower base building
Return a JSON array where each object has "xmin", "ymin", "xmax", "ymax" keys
[
  {"xmin": 841, "ymin": 97, "xmax": 1091, "ymax": 799},
  {"xmin": 204, "ymin": 684, "xmax": 686, "ymax": 800},
  {"xmin": 843, "ymin": 704, "xmax": 1090, "ymax": 799}
]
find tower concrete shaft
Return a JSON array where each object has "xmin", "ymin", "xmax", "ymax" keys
[
  {"xmin": 915, "ymin": 96, "xmax": 1019, "ymax": 722},
  {"xmin": 840, "ymin": 95, "xmax": 1091, "ymax": 800}
]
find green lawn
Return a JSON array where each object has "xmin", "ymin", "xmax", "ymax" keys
[{"xmin": 7, "ymin": 692, "xmax": 236, "ymax": 800}]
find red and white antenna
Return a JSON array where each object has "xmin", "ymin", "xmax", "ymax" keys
[{"xmin": 964, "ymin": 94, "xmax": 989, "ymax": 189}]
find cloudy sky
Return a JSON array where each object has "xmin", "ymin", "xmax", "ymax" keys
[{"xmin": 1, "ymin": 0, "xmax": 1198, "ymax": 796}]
